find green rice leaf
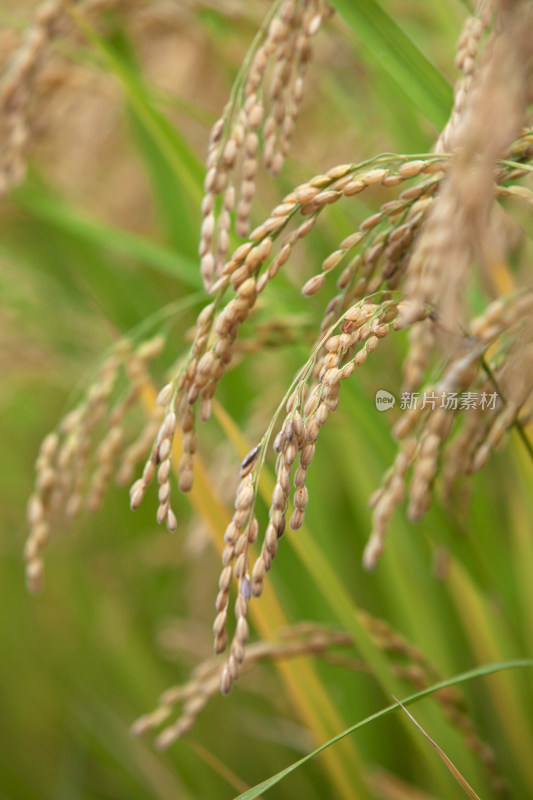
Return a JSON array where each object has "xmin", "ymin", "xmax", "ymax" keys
[
  {"xmin": 328, "ymin": 0, "xmax": 453, "ymax": 129},
  {"xmin": 234, "ymin": 659, "xmax": 533, "ymax": 800},
  {"xmin": 12, "ymin": 183, "xmax": 202, "ymax": 288},
  {"xmin": 71, "ymin": 12, "xmax": 205, "ymax": 257}
]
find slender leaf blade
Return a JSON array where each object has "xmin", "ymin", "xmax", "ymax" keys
[
  {"xmin": 71, "ymin": 11, "xmax": 204, "ymax": 258},
  {"xmin": 234, "ymin": 659, "xmax": 533, "ymax": 800},
  {"xmin": 328, "ymin": 0, "xmax": 453, "ymax": 129},
  {"xmin": 12, "ymin": 184, "xmax": 202, "ymax": 288}
]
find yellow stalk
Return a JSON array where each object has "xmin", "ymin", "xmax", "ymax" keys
[
  {"xmin": 212, "ymin": 401, "xmax": 467, "ymax": 794},
  {"xmin": 509, "ymin": 442, "xmax": 533, "ymax": 655},
  {"xmin": 187, "ymin": 740, "xmax": 251, "ymax": 795},
  {"xmin": 140, "ymin": 385, "xmax": 368, "ymax": 800},
  {"xmin": 446, "ymin": 558, "xmax": 533, "ymax": 793},
  {"xmin": 394, "ymin": 698, "xmax": 482, "ymax": 800},
  {"xmin": 484, "ymin": 254, "xmax": 516, "ymax": 297}
]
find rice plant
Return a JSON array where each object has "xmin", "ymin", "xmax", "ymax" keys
[{"xmin": 2, "ymin": 1, "xmax": 533, "ymax": 798}]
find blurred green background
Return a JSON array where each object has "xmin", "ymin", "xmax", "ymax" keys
[{"xmin": 1, "ymin": 1, "xmax": 532, "ymax": 798}]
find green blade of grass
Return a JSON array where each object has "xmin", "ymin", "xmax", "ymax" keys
[
  {"xmin": 328, "ymin": 0, "xmax": 453, "ymax": 129},
  {"xmin": 234, "ymin": 659, "xmax": 533, "ymax": 800},
  {"xmin": 83, "ymin": 25, "xmax": 205, "ymax": 195},
  {"xmin": 98, "ymin": 25, "xmax": 203, "ymax": 257},
  {"xmin": 12, "ymin": 183, "xmax": 202, "ymax": 289},
  {"xmin": 71, "ymin": 10, "xmax": 204, "ymax": 257}
]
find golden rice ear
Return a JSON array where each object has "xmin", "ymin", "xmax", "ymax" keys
[
  {"xmin": 24, "ymin": 337, "xmax": 166, "ymax": 592},
  {"xmin": 212, "ymin": 297, "xmax": 422, "ymax": 690},
  {"xmin": 435, "ymin": 1, "xmax": 494, "ymax": 155},
  {"xmin": 0, "ymin": 1, "xmax": 63, "ymax": 199},
  {"xmin": 132, "ymin": 612, "xmax": 504, "ymax": 789},
  {"xmin": 0, "ymin": 0, "xmax": 121, "ymax": 202},
  {"xmin": 199, "ymin": 0, "xmax": 334, "ymax": 290},
  {"xmin": 21, "ymin": 6, "xmax": 533, "ymax": 788},
  {"xmin": 402, "ymin": 0, "xmax": 533, "ymax": 380}
]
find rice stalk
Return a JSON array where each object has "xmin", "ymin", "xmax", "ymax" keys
[{"xmin": 15, "ymin": 0, "xmax": 533, "ymax": 794}]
